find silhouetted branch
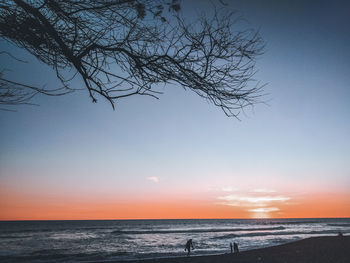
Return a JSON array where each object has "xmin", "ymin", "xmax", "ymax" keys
[
  {"xmin": 0, "ymin": 0, "xmax": 264, "ymax": 116},
  {"xmin": 0, "ymin": 75, "xmax": 73, "ymax": 106}
]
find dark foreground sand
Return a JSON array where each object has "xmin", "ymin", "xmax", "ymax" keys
[{"xmin": 114, "ymin": 236, "xmax": 350, "ymax": 263}]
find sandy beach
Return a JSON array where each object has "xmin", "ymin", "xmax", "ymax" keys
[{"xmin": 113, "ymin": 236, "xmax": 349, "ymax": 263}]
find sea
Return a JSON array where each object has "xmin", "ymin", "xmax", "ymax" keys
[{"xmin": 0, "ymin": 218, "xmax": 349, "ymax": 262}]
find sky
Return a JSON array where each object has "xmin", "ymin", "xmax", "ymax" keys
[{"xmin": 0, "ymin": 0, "xmax": 350, "ymax": 220}]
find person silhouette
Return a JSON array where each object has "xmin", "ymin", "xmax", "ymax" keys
[
  {"xmin": 230, "ymin": 242, "xmax": 233, "ymax": 253},
  {"xmin": 234, "ymin": 242, "xmax": 239, "ymax": 253},
  {"xmin": 185, "ymin": 239, "xmax": 194, "ymax": 256}
]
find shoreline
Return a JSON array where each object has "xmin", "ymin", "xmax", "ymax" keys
[{"xmin": 110, "ymin": 236, "xmax": 349, "ymax": 263}]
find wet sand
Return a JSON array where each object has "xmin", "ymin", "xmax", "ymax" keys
[{"xmin": 114, "ymin": 236, "xmax": 349, "ymax": 263}]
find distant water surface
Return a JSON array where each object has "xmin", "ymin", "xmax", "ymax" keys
[{"xmin": 0, "ymin": 218, "xmax": 349, "ymax": 262}]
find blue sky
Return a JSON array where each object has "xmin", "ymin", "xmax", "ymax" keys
[{"xmin": 0, "ymin": 0, "xmax": 349, "ymax": 219}]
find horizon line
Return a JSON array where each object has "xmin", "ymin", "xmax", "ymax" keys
[{"xmin": 1, "ymin": 216, "xmax": 350, "ymax": 222}]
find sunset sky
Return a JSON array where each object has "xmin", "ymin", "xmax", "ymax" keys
[{"xmin": 1, "ymin": 0, "xmax": 349, "ymax": 220}]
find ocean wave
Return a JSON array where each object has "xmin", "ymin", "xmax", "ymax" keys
[
  {"xmin": 111, "ymin": 226, "xmax": 285, "ymax": 235},
  {"xmin": 0, "ymin": 226, "xmax": 111, "ymax": 235},
  {"xmin": 0, "ymin": 235, "xmax": 31, "ymax": 239},
  {"xmin": 266, "ymin": 220, "xmax": 323, "ymax": 225},
  {"xmin": 30, "ymin": 248, "xmax": 69, "ymax": 256},
  {"xmin": 212, "ymin": 229, "xmax": 349, "ymax": 239},
  {"xmin": 327, "ymin": 223, "xmax": 350, "ymax": 227},
  {"xmin": 0, "ymin": 228, "xmax": 54, "ymax": 234}
]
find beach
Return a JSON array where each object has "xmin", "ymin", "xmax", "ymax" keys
[{"xmin": 114, "ymin": 236, "xmax": 349, "ymax": 263}]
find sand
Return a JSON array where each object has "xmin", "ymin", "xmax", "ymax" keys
[{"xmin": 113, "ymin": 236, "xmax": 350, "ymax": 263}]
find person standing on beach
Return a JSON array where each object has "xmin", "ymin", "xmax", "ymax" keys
[
  {"xmin": 230, "ymin": 242, "xmax": 233, "ymax": 253},
  {"xmin": 234, "ymin": 242, "xmax": 239, "ymax": 253},
  {"xmin": 185, "ymin": 239, "xmax": 194, "ymax": 256}
]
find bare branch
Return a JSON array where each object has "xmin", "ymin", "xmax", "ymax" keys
[{"xmin": 0, "ymin": 0, "xmax": 265, "ymax": 116}]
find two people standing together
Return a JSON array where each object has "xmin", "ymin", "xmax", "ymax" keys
[{"xmin": 230, "ymin": 242, "xmax": 239, "ymax": 253}]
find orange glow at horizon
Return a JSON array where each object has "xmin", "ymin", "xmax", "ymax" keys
[{"xmin": 1, "ymin": 187, "xmax": 349, "ymax": 220}]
